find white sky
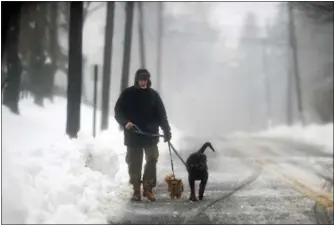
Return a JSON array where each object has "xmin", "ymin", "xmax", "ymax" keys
[{"xmin": 165, "ymin": 2, "xmax": 280, "ymax": 47}]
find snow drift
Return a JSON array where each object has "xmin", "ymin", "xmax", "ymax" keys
[
  {"xmin": 2, "ymin": 98, "xmax": 132, "ymax": 224},
  {"xmin": 2, "ymin": 97, "xmax": 183, "ymax": 224}
]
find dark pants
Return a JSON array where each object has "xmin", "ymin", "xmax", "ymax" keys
[{"xmin": 126, "ymin": 145, "xmax": 159, "ymax": 190}]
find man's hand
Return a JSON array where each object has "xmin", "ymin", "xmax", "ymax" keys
[
  {"xmin": 125, "ymin": 121, "xmax": 134, "ymax": 130},
  {"xmin": 163, "ymin": 130, "xmax": 172, "ymax": 142}
]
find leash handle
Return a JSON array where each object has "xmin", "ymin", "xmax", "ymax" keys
[
  {"xmin": 131, "ymin": 124, "xmax": 164, "ymax": 137},
  {"xmin": 168, "ymin": 142, "xmax": 176, "ymax": 179}
]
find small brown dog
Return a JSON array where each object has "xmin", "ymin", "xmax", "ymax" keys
[{"xmin": 165, "ymin": 174, "xmax": 184, "ymax": 199}]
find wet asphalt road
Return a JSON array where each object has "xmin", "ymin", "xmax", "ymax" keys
[{"xmin": 117, "ymin": 136, "xmax": 333, "ymax": 224}]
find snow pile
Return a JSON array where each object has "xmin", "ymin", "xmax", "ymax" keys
[
  {"xmin": 2, "ymin": 97, "xmax": 183, "ymax": 224},
  {"xmin": 255, "ymin": 123, "xmax": 333, "ymax": 151},
  {"xmin": 227, "ymin": 123, "xmax": 333, "ymax": 153},
  {"xmin": 2, "ymin": 137, "xmax": 131, "ymax": 224},
  {"xmin": 2, "ymin": 99, "xmax": 132, "ymax": 224}
]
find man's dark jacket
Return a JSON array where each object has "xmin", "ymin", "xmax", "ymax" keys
[{"xmin": 114, "ymin": 77, "xmax": 171, "ymax": 148}]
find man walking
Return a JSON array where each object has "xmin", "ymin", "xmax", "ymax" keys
[{"xmin": 114, "ymin": 68, "xmax": 172, "ymax": 201}]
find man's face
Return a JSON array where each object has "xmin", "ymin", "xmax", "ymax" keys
[
  {"xmin": 138, "ymin": 79, "xmax": 148, "ymax": 88},
  {"xmin": 138, "ymin": 73, "xmax": 149, "ymax": 89}
]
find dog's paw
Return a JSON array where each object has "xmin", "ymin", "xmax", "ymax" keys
[
  {"xmin": 189, "ymin": 195, "xmax": 197, "ymax": 201},
  {"xmin": 198, "ymin": 194, "xmax": 204, "ymax": 200}
]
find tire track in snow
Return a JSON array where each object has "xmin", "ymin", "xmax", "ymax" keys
[
  {"xmin": 181, "ymin": 165, "xmax": 262, "ymax": 224},
  {"xmin": 220, "ymin": 137, "xmax": 333, "ymax": 212},
  {"xmin": 256, "ymin": 158, "xmax": 333, "ymax": 213},
  {"xmin": 313, "ymin": 164, "xmax": 333, "ymax": 225}
]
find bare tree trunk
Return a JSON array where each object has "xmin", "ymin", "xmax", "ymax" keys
[
  {"xmin": 1, "ymin": 59, "xmax": 8, "ymax": 91},
  {"xmin": 66, "ymin": 2, "xmax": 83, "ymax": 139},
  {"xmin": 3, "ymin": 7, "xmax": 22, "ymax": 114},
  {"xmin": 48, "ymin": 2, "xmax": 59, "ymax": 103},
  {"xmin": 30, "ymin": 3, "xmax": 48, "ymax": 107},
  {"xmin": 101, "ymin": 2, "xmax": 115, "ymax": 131},
  {"xmin": 285, "ymin": 3, "xmax": 294, "ymax": 125},
  {"xmin": 156, "ymin": 2, "xmax": 163, "ymax": 93},
  {"xmin": 120, "ymin": 2, "xmax": 134, "ymax": 92},
  {"xmin": 137, "ymin": 2, "xmax": 146, "ymax": 68},
  {"xmin": 1, "ymin": 3, "xmax": 23, "ymax": 64},
  {"xmin": 288, "ymin": 2, "xmax": 305, "ymax": 125}
]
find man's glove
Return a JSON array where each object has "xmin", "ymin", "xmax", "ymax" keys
[{"xmin": 163, "ymin": 130, "xmax": 172, "ymax": 142}]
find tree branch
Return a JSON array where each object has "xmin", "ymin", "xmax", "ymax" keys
[{"xmin": 84, "ymin": 2, "xmax": 104, "ymax": 21}]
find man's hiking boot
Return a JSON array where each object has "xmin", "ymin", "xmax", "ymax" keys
[
  {"xmin": 131, "ymin": 187, "xmax": 141, "ymax": 201},
  {"xmin": 143, "ymin": 188, "xmax": 156, "ymax": 201},
  {"xmin": 131, "ymin": 191, "xmax": 141, "ymax": 201}
]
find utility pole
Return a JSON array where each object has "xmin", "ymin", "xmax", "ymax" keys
[
  {"xmin": 286, "ymin": 47, "xmax": 294, "ymax": 125},
  {"xmin": 101, "ymin": 2, "xmax": 115, "ymax": 131},
  {"xmin": 156, "ymin": 2, "xmax": 163, "ymax": 93},
  {"xmin": 287, "ymin": 2, "xmax": 305, "ymax": 125},
  {"xmin": 138, "ymin": 2, "xmax": 146, "ymax": 68},
  {"xmin": 120, "ymin": 1, "xmax": 134, "ymax": 92},
  {"xmin": 245, "ymin": 38, "xmax": 256, "ymax": 132},
  {"xmin": 261, "ymin": 38, "xmax": 272, "ymax": 129},
  {"xmin": 93, "ymin": 65, "xmax": 98, "ymax": 137}
]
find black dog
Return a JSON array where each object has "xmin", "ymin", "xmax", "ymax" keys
[{"xmin": 186, "ymin": 142, "xmax": 215, "ymax": 201}]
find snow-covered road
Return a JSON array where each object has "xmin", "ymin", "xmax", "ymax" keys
[
  {"xmin": 122, "ymin": 136, "xmax": 333, "ymax": 224},
  {"xmin": 2, "ymin": 97, "xmax": 333, "ymax": 224}
]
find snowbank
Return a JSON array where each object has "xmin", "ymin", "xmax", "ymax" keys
[
  {"xmin": 227, "ymin": 123, "xmax": 333, "ymax": 153},
  {"xmin": 255, "ymin": 123, "xmax": 333, "ymax": 151},
  {"xmin": 2, "ymin": 97, "xmax": 183, "ymax": 224},
  {"xmin": 2, "ymin": 98, "xmax": 132, "ymax": 224}
]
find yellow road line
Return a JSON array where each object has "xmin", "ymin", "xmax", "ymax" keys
[
  {"xmin": 280, "ymin": 173, "xmax": 333, "ymax": 211},
  {"xmin": 256, "ymin": 158, "xmax": 332, "ymax": 197},
  {"xmin": 256, "ymin": 159, "xmax": 333, "ymax": 211}
]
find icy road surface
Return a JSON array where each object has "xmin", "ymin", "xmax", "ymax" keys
[
  {"xmin": 119, "ymin": 137, "xmax": 333, "ymax": 224},
  {"xmin": 2, "ymin": 97, "xmax": 333, "ymax": 224}
]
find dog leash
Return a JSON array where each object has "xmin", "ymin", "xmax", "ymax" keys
[
  {"xmin": 168, "ymin": 141, "xmax": 188, "ymax": 169},
  {"xmin": 167, "ymin": 142, "xmax": 176, "ymax": 179},
  {"xmin": 130, "ymin": 124, "xmax": 188, "ymax": 176},
  {"xmin": 131, "ymin": 125, "xmax": 176, "ymax": 179}
]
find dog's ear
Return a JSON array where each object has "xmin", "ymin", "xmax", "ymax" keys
[{"xmin": 165, "ymin": 174, "xmax": 173, "ymax": 181}]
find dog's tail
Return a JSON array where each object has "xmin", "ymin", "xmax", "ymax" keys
[{"xmin": 197, "ymin": 142, "xmax": 215, "ymax": 154}]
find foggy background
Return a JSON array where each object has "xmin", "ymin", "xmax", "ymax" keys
[
  {"xmin": 2, "ymin": 2, "xmax": 333, "ymax": 138},
  {"xmin": 2, "ymin": 3, "xmax": 334, "ymax": 224}
]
